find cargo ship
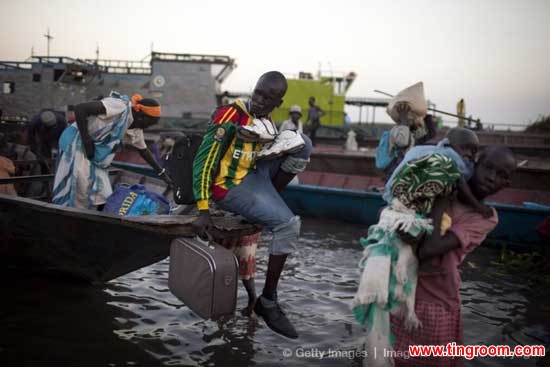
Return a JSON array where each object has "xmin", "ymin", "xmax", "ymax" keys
[{"xmin": 0, "ymin": 51, "xmax": 236, "ymax": 120}]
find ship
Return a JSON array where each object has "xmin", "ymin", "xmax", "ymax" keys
[{"xmin": 0, "ymin": 51, "xmax": 236, "ymax": 121}]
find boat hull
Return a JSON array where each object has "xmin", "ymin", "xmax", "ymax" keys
[
  {"xmin": 0, "ymin": 195, "xmax": 176, "ymax": 282},
  {"xmin": 0, "ymin": 185, "xmax": 257, "ymax": 283}
]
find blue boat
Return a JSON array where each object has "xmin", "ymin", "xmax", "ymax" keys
[
  {"xmin": 280, "ymin": 184, "xmax": 549, "ymax": 252},
  {"xmin": 113, "ymin": 162, "xmax": 550, "ymax": 252}
]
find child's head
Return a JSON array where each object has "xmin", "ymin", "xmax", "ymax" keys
[
  {"xmin": 446, "ymin": 128, "xmax": 479, "ymax": 163},
  {"xmin": 470, "ymin": 146, "xmax": 516, "ymax": 199}
]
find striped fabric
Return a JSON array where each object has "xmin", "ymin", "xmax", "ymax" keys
[
  {"xmin": 193, "ymin": 100, "xmax": 262, "ymax": 210},
  {"xmin": 52, "ymin": 92, "xmax": 131, "ymax": 208}
]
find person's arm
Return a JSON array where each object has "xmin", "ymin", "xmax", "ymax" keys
[
  {"xmin": 396, "ymin": 102, "xmax": 410, "ymax": 126},
  {"xmin": 192, "ymin": 107, "xmax": 236, "ymax": 236},
  {"xmin": 74, "ymin": 102, "xmax": 106, "ymax": 159},
  {"xmin": 137, "ymin": 148, "xmax": 174, "ymax": 187},
  {"xmin": 456, "ymin": 176, "xmax": 492, "ymax": 218},
  {"xmin": 417, "ymin": 196, "xmax": 461, "ymax": 260},
  {"xmin": 318, "ymin": 106, "xmax": 326, "ymax": 117}
]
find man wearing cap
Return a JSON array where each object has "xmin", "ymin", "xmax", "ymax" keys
[
  {"xmin": 279, "ymin": 105, "xmax": 304, "ymax": 134},
  {"xmin": 27, "ymin": 110, "xmax": 68, "ymax": 159}
]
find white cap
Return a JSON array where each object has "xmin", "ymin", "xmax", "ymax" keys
[
  {"xmin": 40, "ymin": 111, "xmax": 57, "ymax": 127},
  {"xmin": 289, "ymin": 105, "xmax": 302, "ymax": 114}
]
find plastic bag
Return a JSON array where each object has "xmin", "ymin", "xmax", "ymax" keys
[{"xmin": 104, "ymin": 184, "xmax": 170, "ymax": 216}]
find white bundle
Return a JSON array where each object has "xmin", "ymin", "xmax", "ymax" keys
[{"xmin": 386, "ymin": 82, "xmax": 428, "ymax": 127}]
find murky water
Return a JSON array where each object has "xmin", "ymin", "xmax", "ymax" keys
[{"xmin": 0, "ymin": 218, "xmax": 548, "ymax": 366}]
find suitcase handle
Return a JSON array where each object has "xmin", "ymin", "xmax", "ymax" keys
[{"xmin": 195, "ymin": 235, "xmax": 216, "ymax": 250}]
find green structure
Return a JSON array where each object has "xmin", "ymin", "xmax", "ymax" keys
[{"xmin": 271, "ymin": 72, "xmax": 356, "ymax": 126}]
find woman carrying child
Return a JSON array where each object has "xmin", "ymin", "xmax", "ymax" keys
[{"xmin": 390, "ymin": 146, "xmax": 516, "ymax": 366}]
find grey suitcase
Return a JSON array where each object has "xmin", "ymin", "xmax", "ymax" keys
[{"xmin": 168, "ymin": 237, "xmax": 239, "ymax": 320}]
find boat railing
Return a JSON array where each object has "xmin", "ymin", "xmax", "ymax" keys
[
  {"xmin": 27, "ymin": 56, "xmax": 96, "ymax": 67},
  {"xmin": 0, "ymin": 61, "xmax": 33, "ymax": 70},
  {"xmin": 84, "ymin": 58, "xmax": 152, "ymax": 75},
  {"xmin": 151, "ymin": 52, "xmax": 235, "ymax": 66}
]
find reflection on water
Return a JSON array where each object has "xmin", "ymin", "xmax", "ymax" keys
[{"xmin": 0, "ymin": 218, "xmax": 548, "ymax": 366}]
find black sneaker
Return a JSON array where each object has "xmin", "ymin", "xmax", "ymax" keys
[{"xmin": 254, "ymin": 296, "xmax": 298, "ymax": 339}]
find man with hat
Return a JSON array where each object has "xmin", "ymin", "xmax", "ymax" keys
[
  {"xmin": 279, "ymin": 105, "xmax": 304, "ymax": 134},
  {"xmin": 27, "ymin": 109, "xmax": 68, "ymax": 159}
]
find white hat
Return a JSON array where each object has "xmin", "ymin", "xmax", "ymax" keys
[
  {"xmin": 40, "ymin": 111, "xmax": 57, "ymax": 127},
  {"xmin": 289, "ymin": 105, "xmax": 302, "ymax": 114}
]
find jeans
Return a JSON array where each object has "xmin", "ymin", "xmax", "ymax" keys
[{"xmin": 217, "ymin": 133, "xmax": 312, "ymax": 255}]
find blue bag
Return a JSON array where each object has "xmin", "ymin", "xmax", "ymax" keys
[
  {"xmin": 104, "ymin": 184, "xmax": 170, "ymax": 216},
  {"xmin": 375, "ymin": 131, "xmax": 396, "ymax": 170}
]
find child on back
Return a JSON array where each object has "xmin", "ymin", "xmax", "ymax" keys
[{"xmin": 384, "ymin": 127, "xmax": 492, "ymax": 226}]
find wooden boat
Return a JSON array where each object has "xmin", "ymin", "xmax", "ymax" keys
[
  {"xmin": 113, "ymin": 162, "xmax": 550, "ymax": 252},
  {"xmin": 314, "ymin": 133, "xmax": 550, "ymax": 159},
  {"xmin": 306, "ymin": 146, "xmax": 550, "ymax": 192},
  {"xmin": 0, "ymin": 164, "xmax": 258, "ymax": 283}
]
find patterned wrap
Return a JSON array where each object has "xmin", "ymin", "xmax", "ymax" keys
[
  {"xmin": 391, "ymin": 153, "xmax": 461, "ymax": 215},
  {"xmin": 52, "ymin": 92, "xmax": 132, "ymax": 208},
  {"xmin": 232, "ymin": 232, "xmax": 260, "ymax": 280}
]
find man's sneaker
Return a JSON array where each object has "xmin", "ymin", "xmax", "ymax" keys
[
  {"xmin": 257, "ymin": 130, "xmax": 305, "ymax": 160},
  {"xmin": 254, "ymin": 296, "xmax": 298, "ymax": 339},
  {"xmin": 237, "ymin": 118, "xmax": 278, "ymax": 143}
]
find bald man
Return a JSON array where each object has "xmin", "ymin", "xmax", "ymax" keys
[{"xmin": 192, "ymin": 71, "xmax": 312, "ymax": 339}]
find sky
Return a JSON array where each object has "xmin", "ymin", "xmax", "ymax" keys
[{"xmin": 1, "ymin": 0, "xmax": 549, "ymax": 127}]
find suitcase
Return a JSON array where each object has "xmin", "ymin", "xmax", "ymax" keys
[{"xmin": 168, "ymin": 237, "xmax": 239, "ymax": 320}]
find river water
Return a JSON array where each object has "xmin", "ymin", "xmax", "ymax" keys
[{"xmin": 0, "ymin": 218, "xmax": 548, "ymax": 366}]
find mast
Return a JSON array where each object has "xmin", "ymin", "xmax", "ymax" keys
[{"xmin": 44, "ymin": 28, "xmax": 54, "ymax": 57}]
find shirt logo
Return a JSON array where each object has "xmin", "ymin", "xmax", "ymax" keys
[
  {"xmin": 214, "ymin": 127, "xmax": 226, "ymax": 141},
  {"xmin": 232, "ymin": 149, "xmax": 257, "ymax": 161}
]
